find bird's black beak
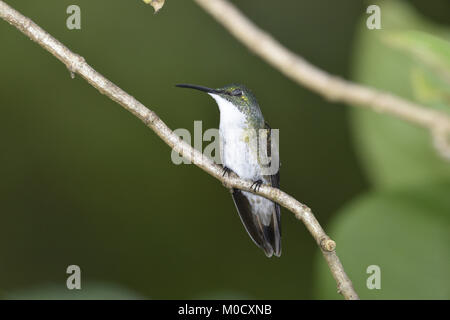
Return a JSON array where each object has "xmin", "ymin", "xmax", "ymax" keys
[{"xmin": 175, "ymin": 83, "xmax": 223, "ymax": 94}]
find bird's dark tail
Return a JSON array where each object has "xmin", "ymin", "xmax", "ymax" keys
[
  {"xmin": 263, "ymin": 206, "xmax": 282, "ymax": 257},
  {"xmin": 231, "ymin": 189, "xmax": 281, "ymax": 257}
]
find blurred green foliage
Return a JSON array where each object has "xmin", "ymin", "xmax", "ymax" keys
[
  {"xmin": 386, "ymin": 30, "xmax": 450, "ymax": 109},
  {"xmin": 316, "ymin": 183, "xmax": 450, "ymax": 299},
  {"xmin": 7, "ymin": 282, "xmax": 143, "ymax": 300},
  {"xmin": 0, "ymin": 0, "xmax": 365, "ymax": 299},
  {"xmin": 350, "ymin": 0, "xmax": 450, "ymax": 189},
  {"xmin": 0, "ymin": 0, "xmax": 449, "ymax": 299},
  {"xmin": 315, "ymin": 0, "xmax": 450, "ymax": 299}
]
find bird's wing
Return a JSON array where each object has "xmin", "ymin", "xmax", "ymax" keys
[
  {"xmin": 231, "ymin": 189, "xmax": 275, "ymax": 257},
  {"xmin": 264, "ymin": 121, "xmax": 280, "ymax": 188},
  {"xmin": 230, "ymin": 122, "xmax": 281, "ymax": 257},
  {"xmin": 264, "ymin": 121, "xmax": 281, "ymax": 256}
]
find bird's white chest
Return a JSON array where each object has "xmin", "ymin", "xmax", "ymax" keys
[{"xmin": 210, "ymin": 94, "xmax": 262, "ymax": 180}]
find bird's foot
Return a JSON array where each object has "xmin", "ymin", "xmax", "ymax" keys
[
  {"xmin": 251, "ymin": 179, "xmax": 263, "ymax": 192},
  {"xmin": 222, "ymin": 166, "xmax": 233, "ymax": 177}
]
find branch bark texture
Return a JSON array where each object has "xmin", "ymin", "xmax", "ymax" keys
[{"xmin": 0, "ymin": 0, "xmax": 359, "ymax": 300}]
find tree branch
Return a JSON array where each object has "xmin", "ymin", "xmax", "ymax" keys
[
  {"xmin": 0, "ymin": 0, "xmax": 359, "ymax": 300},
  {"xmin": 193, "ymin": 0, "xmax": 450, "ymax": 161}
]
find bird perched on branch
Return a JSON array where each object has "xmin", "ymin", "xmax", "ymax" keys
[{"xmin": 177, "ymin": 83, "xmax": 281, "ymax": 257}]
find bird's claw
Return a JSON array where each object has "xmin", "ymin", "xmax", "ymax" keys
[
  {"xmin": 222, "ymin": 166, "xmax": 232, "ymax": 177},
  {"xmin": 251, "ymin": 179, "xmax": 263, "ymax": 192}
]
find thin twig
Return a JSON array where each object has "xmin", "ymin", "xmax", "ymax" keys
[
  {"xmin": 193, "ymin": 0, "xmax": 450, "ymax": 160},
  {"xmin": 0, "ymin": 0, "xmax": 359, "ymax": 300}
]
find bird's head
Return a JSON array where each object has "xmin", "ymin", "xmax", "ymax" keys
[{"xmin": 176, "ymin": 83, "xmax": 262, "ymax": 122}]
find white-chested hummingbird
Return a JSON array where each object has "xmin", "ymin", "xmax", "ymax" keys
[{"xmin": 176, "ymin": 83, "xmax": 281, "ymax": 257}]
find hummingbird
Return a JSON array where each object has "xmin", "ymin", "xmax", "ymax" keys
[{"xmin": 176, "ymin": 83, "xmax": 281, "ymax": 257}]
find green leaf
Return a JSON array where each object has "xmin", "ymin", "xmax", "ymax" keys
[
  {"xmin": 410, "ymin": 67, "xmax": 450, "ymax": 109},
  {"xmin": 384, "ymin": 30, "xmax": 450, "ymax": 81},
  {"xmin": 314, "ymin": 183, "xmax": 450, "ymax": 299},
  {"xmin": 350, "ymin": 0, "xmax": 450, "ymax": 189},
  {"xmin": 385, "ymin": 30, "xmax": 450, "ymax": 109}
]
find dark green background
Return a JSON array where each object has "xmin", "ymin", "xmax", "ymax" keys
[{"xmin": 0, "ymin": 0, "xmax": 448, "ymax": 299}]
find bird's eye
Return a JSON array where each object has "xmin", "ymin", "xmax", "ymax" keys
[{"xmin": 231, "ymin": 89, "xmax": 243, "ymax": 96}]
